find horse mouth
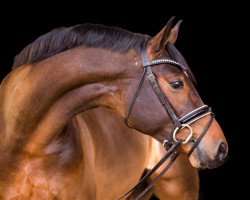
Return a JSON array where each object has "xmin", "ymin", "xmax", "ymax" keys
[
  {"xmin": 193, "ymin": 147, "xmax": 227, "ymax": 169},
  {"xmin": 193, "ymin": 147, "xmax": 208, "ymax": 169}
]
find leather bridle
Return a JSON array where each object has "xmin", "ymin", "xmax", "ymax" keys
[{"xmin": 116, "ymin": 46, "xmax": 215, "ymax": 200}]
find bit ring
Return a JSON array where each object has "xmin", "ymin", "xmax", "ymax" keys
[{"xmin": 173, "ymin": 124, "xmax": 193, "ymax": 144}]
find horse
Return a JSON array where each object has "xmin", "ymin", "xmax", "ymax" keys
[{"xmin": 0, "ymin": 17, "xmax": 228, "ymax": 199}]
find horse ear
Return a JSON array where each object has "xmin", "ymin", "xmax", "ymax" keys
[
  {"xmin": 168, "ymin": 20, "xmax": 182, "ymax": 44},
  {"xmin": 148, "ymin": 17, "xmax": 182, "ymax": 58}
]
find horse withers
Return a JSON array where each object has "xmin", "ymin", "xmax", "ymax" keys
[{"xmin": 0, "ymin": 18, "xmax": 228, "ymax": 199}]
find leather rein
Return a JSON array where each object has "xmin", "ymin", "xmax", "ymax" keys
[{"xmin": 116, "ymin": 47, "xmax": 214, "ymax": 200}]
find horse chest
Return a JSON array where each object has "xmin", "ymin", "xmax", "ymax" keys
[
  {"xmin": 1, "ymin": 159, "xmax": 64, "ymax": 199},
  {"xmin": 0, "ymin": 142, "xmax": 88, "ymax": 200}
]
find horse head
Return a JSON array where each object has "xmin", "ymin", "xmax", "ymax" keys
[{"xmin": 124, "ymin": 18, "xmax": 228, "ymax": 169}]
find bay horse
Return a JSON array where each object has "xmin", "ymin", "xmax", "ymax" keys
[{"xmin": 0, "ymin": 18, "xmax": 228, "ymax": 199}]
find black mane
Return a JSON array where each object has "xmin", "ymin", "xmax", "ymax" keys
[{"xmin": 13, "ymin": 23, "xmax": 149, "ymax": 68}]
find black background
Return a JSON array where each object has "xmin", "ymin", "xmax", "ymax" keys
[{"xmin": 0, "ymin": 2, "xmax": 247, "ymax": 199}]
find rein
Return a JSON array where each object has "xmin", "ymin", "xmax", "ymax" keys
[
  {"xmin": 115, "ymin": 141, "xmax": 181, "ymax": 200},
  {"xmin": 117, "ymin": 47, "xmax": 214, "ymax": 199}
]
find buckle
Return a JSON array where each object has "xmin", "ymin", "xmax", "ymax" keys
[{"xmin": 173, "ymin": 124, "xmax": 193, "ymax": 144}]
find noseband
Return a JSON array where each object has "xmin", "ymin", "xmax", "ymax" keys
[{"xmin": 117, "ymin": 47, "xmax": 214, "ymax": 199}]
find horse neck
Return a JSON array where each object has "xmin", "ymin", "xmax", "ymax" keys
[{"xmin": 0, "ymin": 47, "xmax": 140, "ymax": 152}]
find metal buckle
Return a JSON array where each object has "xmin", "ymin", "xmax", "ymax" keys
[
  {"xmin": 163, "ymin": 139, "xmax": 173, "ymax": 148},
  {"xmin": 173, "ymin": 124, "xmax": 193, "ymax": 144}
]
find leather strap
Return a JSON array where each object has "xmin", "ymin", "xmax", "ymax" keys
[
  {"xmin": 115, "ymin": 141, "xmax": 182, "ymax": 200},
  {"xmin": 146, "ymin": 66, "xmax": 182, "ymax": 128},
  {"xmin": 180, "ymin": 105, "xmax": 211, "ymax": 124},
  {"xmin": 141, "ymin": 48, "xmax": 187, "ymax": 70},
  {"xmin": 188, "ymin": 114, "xmax": 215, "ymax": 156},
  {"xmin": 133, "ymin": 151, "xmax": 180, "ymax": 200},
  {"xmin": 125, "ymin": 68, "xmax": 147, "ymax": 127},
  {"xmin": 141, "ymin": 48, "xmax": 151, "ymax": 67}
]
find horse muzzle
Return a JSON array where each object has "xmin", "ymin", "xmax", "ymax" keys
[{"xmin": 190, "ymin": 140, "xmax": 228, "ymax": 169}]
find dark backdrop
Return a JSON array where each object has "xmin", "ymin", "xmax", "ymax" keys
[{"xmin": 0, "ymin": 3, "xmax": 247, "ymax": 200}]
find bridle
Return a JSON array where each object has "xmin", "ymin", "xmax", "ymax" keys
[{"xmin": 116, "ymin": 46, "xmax": 215, "ymax": 199}]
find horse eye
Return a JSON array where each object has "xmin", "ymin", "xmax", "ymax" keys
[{"xmin": 170, "ymin": 81, "xmax": 183, "ymax": 89}]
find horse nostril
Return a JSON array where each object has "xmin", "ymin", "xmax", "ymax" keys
[{"xmin": 217, "ymin": 142, "xmax": 228, "ymax": 162}]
